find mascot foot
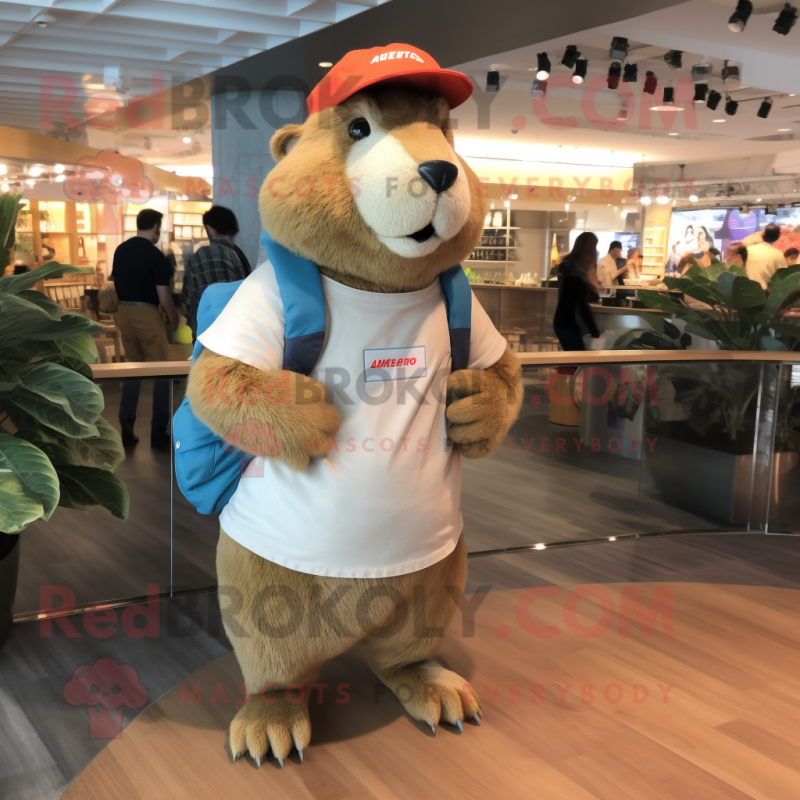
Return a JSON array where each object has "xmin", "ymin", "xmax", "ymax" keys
[
  {"xmin": 228, "ymin": 690, "xmax": 311, "ymax": 767},
  {"xmin": 380, "ymin": 660, "xmax": 481, "ymax": 733}
]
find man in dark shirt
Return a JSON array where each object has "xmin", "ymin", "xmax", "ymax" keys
[
  {"xmin": 181, "ymin": 205, "xmax": 251, "ymax": 339},
  {"xmin": 112, "ymin": 208, "xmax": 179, "ymax": 448}
]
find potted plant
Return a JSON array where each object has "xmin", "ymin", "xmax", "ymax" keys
[
  {"xmin": 0, "ymin": 194, "xmax": 129, "ymax": 647},
  {"xmin": 612, "ymin": 264, "xmax": 800, "ymax": 524}
]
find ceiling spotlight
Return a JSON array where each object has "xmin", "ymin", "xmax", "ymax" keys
[
  {"xmin": 728, "ymin": 0, "xmax": 754, "ymax": 32},
  {"xmin": 644, "ymin": 71, "xmax": 658, "ymax": 94},
  {"xmin": 664, "ymin": 50, "xmax": 682, "ymax": 69},
  {"xmin": 721, "ymin": 62, "xmax": 741, "ymax": 85},
  {"xmin": 36, "ymin": 13, "xmax": 55, "ymax": 28},
  {"xmin": 713, "ymin": 118, "xmax": 726, "ymax": 122},
  {"xmin": 486, "ymin": 69, "xmax": 500, "ymax": 92},
  {"xmin": 656, "ymin": 195, "xmax": 670, "ymax": 204},
  {"xmin": 669, "ymin": 131, "xmax": 679, "ymax": 136},
  {"xmin": 84, "ymin": 83, "xmax": 106, "ymax": 91},
  {"xmin": 663, "ymin": 86, "xmax": 675, "ymax": 105},
  {"xmin": 0, "ymin": 163, "xmax": 6, "ymax": 176},
  {"xmin": 54, "ymin": 163, "xmax": 65, "ymax": 174},
  {"xmin": 689, "ymin": 194, "xmax": 699, "ymax": 202},
  {"xmin": 571, "ymin": 59, "xmax": 588, "ymax": 85},
  {"xmin": 531, "ymin": 79, "xmax": 548, "ymax": 99},
  {"xmin": 706, "ymin": 90, "xmax": 722, "ymax": 110},
  {"xmin": 561, "ymin": 45, "xmax": 581, "ymax": 69},
  {"xmin": 26, "ymin": 179, "xmax": 35, "ymax": 187},
  {"xmin": 757, "ymin": 97, "xmax": 773, "ymax": 118},
  {"xmin": 641, "ymin": 196, "xmax": 652, "ymax": 205},
  {"xmin": 182, "ymin": 135, "xmax": 192, "ymax": 144},
  {"xmin": 536, "ymin": 52, "xmax": 551, "ymax": 81},
  {"xmin": 55, "ymin": 175, "xmax": 66, "ymax": 183},
  {"xmin": 778, "ymin": 127, "xmax": 792, "ymax": 131},
  {"xmin": 691, "ymin": 62, "xmax": 712, "ymax": 83},
  {"xmin": 1, "ymin": 183, "xmax": 8, "ymax": 193},
  {"xmin": 773, "ymin": 3, "xmax": 798, "ymax": 34},
  {"xmin": 29, "ymin": 165, "xmax": 43, "ymax": 177},
  {"xmin": 318, "ymin": 61, "xmax": 333, "ymax": 68},
  {"xmin": 609, "ymin": 36, "xmax": 629, "ymax": 60},
  {"xmin": 607, "ymin": 62, "xmax": 622, "ymax": 89},
  {"xmin": 623, "ymin": 63, "xmax": 638, "ymax": 83},
  {"xmin": 725, "ymin": 97, "xmax": 739, "ymax": 115},
  {"xmin": 693, "ymin": 83, "xmax": 708, "ymax": 104}
]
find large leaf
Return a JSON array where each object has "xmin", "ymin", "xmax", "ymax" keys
[
  {"xmin": 0, "ymin": 431, "xmax": 60, "ymax": 521},
  {"xmin": 638, "ymin": 290, "xmax": 681, "ymax": 313},
  {"xmin": 765, "ymin": 272, "xmax": 800, "ymax": 317},
  {"xmin": 65, "ymin": 416, "xmax": 125, "ymax": 470},
  {"xmin": 731, "ymin": 276, "xmax": 766, "ymax": 310},
  {"xmin": 0, "ymin": 262, "xmax": 93, "ymax": 295},
  {"xmin": 0, "ymin": 299, "xmax": 101, "ymax": 346},
  {"xmin": 18, "ymin": 290, "xmax": 63, "ymax": 320},
  {"xmin": 56, "ymin": 465, "xmax": 129, "ymax": 520},
  {"xmin": 0, "ymin": 474, "xmax": 44, "ymax": 533},
  {"xmin": 55, "ymin": 334, "xmax": 98, "ymax": 365},
  {"xmin": 36, "ymin": 353, "xmax": 94, "ymax": 381},
  {"xmin": 0, "ymin": 194, "xmax": 23, "ymax": 269}
]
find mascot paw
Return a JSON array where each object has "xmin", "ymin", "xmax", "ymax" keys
[
  {"xmin": 228, "ymin": 690, "xmax": 311, "ymax": 767},
  {"xmin": 446, "ymin": 367, "xmax": 509, "ymax": 459},
  {"xmin": 383, "ymin": 660, "xmax": 481, "ymax": 733}
]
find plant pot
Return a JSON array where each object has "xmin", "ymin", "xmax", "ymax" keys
[
  {"xmin": 0, "ymin": 534, "xmax": 20, "ymax": 649},
  {"xmin": 646, "ymin": 437, "xmax": 799, "ymax": 526}
]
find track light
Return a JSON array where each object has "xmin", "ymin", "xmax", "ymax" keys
[
  {"xmin": 623, "ymin": 63, "xmax": 638, "ymax": 83},
  {"xmin": 725, "ymin": 97, "xmax": 739, "ymax": 115},
  {"xmin": 663, "ymin": 86, "xmax": 675, "ymax": 105},
  {"xmin": 536, "ymin": 52, "xmax": 551, "ymax": 80},
  {"xmin": 607, "ymin": 62, "xmax": 621, "ymax": 89},
  {"xmin": 644, "ymin": 71, "xmax": 658, "ymax": 94},
  {"xmin": 707, "ymin": 89, "xmax": 722, "ymax": 110},
  {"xmin": 721, "ymin": 61, "xmax": 740, "ymax": 85},
  {"xmin": 571, "ymin": 59, "xmax": 588, "ymax": 85},
  {"xmin": 693, "ymin": 83, "xmax": 707, "ymax": 104},
  {"xmin": 691, "ymin": 62, "xmax": 712, "ymax": 83},
  {"xmin": 486, "ymin": 69, "xmax": 500, "ymax": 92},
  {"xmin": 531, "ymin": 79, "xmax": 547, "ymax": 99},
  {"xmin": 757, "ymin": 97, "xmax": 773, "ymax": 118},
  {"xmin": 773, "ymin": 4, "xmax": 798, "ymax": 34},
  {"xmin": 561, "ymin": 45, "xmax": 581, "ymax": 70},
  {"xmin": 609, "ymin": 36, "xmax": 629, "ymax": 60},
  {"xmin": 728, "ymin": 0, "xmax": 753, "ymax": 32},
  {"xmin": 664, "ymin": 50, "xmax": 682, "ymax": 69}
]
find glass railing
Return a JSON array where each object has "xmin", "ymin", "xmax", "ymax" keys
[{"xmin": 13, "ymin": 353, "xmax": 800, "ymax": 616}]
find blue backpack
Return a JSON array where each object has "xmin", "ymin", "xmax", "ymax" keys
[{"xmin": 173, "ymin": 232, "xmax": 473, "ymax": 515}]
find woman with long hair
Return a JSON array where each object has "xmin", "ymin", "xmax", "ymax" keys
[
  {"xmin": 679, "ymin": 226, "xmax": 714, "ymax": 274},
  {"xmin": 626, "ymin": 247, "xmax": 644, "ymax": 278},
  {"xmin": 553, "ymin": 232, "xmax": 601, "ymax": 351}
]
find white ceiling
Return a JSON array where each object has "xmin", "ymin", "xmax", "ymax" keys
[{"xmin": 0, "ymin": 0, "xmax": 389, "ymax": 153}]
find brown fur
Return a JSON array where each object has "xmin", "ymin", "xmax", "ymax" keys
[{"xmin": 187, "ymin": 84, "xmax": 522, "ymax": 763}]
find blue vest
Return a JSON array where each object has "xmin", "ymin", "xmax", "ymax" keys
[{"xmin": 173, "ymin": 233, "xmax": 472, "ymax": 515}]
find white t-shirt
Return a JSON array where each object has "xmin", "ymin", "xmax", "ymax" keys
[
  {"xmin": 746, "ymin": 242, "xmax": 786, "ymax": 290},
  {"xmin": 198, "ymin": 262, "xmax": 507, "ymax": 578},
  {"xmin": 598, "ymin": 254, "xmax": 619, "ymax": 288}
]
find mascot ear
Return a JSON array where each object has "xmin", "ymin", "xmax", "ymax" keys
[{"xmin": 270, "ymin": 124, "xmax": 303, "ymax": 162}]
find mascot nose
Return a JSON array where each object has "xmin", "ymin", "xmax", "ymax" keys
[{"xmin": 418, "ymin": 160, "xmax": 458, "ymax": 194}]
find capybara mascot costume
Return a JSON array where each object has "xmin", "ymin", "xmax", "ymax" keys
[{"xmin": 186, "ymin": 44, "xmax": 522, "ymax": 765}]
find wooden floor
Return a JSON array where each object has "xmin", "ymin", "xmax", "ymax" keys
[{"xmin": 62, "ymin": 583, "xmax": 800, "ymax": 800}]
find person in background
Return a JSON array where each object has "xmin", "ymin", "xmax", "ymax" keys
[
  {"xmin": 112, "ymin": 208, "xmax": 179, "ymax": 449},
  {"xmin": 597, "ymin": 240, "xmax": 627, "ymax": 288},
  {"xmin": 181, "ymin": 205, "xmax": 252, "ymax": 339},
  {"xmin": 13, "ymin": 264, "xmax": 29, "ymax": 275},
  {"xmin": 742, "ymin": 223, "xmax": 787, "ymax": 289},
  {"xmin": 784, "ymin": 247, "xmax": 798, "ymax": 266},
  {"xmin": 40, "ymin": 244, "xmax": 56, "ymax": 263},
  {"xmin": 726, "ymin": 242, "xmax": 748, "ymax": 268},
  {"xmin": 553, "ymin": 232, "xmax": 601, "ymax": 351},
  {"xmin": 708, "ymin": 247, "xmax": 722, "ymax": 264},
  {"xmin": 626, "ymin": 247, "xmax": 644, "ymax": 277}
]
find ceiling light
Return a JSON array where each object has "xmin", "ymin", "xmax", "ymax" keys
[
  {"xmin": 725, "ymin": 97, "xmax": 738, "ymax": 115},
  {"xmin": 609, "ymin": 36, "xmax": 629, "ymax": 60},
  {"xmin": 0, "ymin": 164, "xmax": 6, "ymax": 175},
  {"xmin": 664, "ymin": 50, "xmax": 682, "ymax": 69},
  {"xmin": 691, "ymin": 62, "xmax": 712, "ymax": 83},
  {"xmin": 54, "ymin": 163, "xmax": 65, "ymax": 174},
  {"xmin": 757, "ymin": 197, "xmax": 762, "ymax": 201},
  {"xmin": 534, "ymin": 543, "xmax": 546, "ymax": 550},
  {"xmin": 85, "ymin": 83, "xmax": 106, "ymax": 91},
  {"xmin": 536, "ymin": 52, "xmax": 551, "ymax": 81},
  {"xmin": 721, "ymin": 62, "xmax": 741, "ymax": 85},
  {"xmin": 641, "ymin": 196, "xmax": 652, "ymax": 205},
  {"xmin": 778, "ymin": 127, "xmax": 792, "ymax": 131},
  {"xmin": 318, "ymin": 61, "xmax": 333, "ymax": 68},
  {"xmin": 26, "ymin": 179, "xmax": 35, "ymax": 187},
  {"xmin": 728, "ymin": 0, "xmax": 754, "ymax": 32},
  {"xmin": 29, "ymin": 165, "xmax": 43, "ymax": 177},
  {"xmin": 182, "ymin": 136, "xmax": 192, "ymax": 144},
  {"xmin": 707, "ymin": 89, "xmax": 722, "ymax": 110},
  {"xmin": 689, "ymin": 194, "xmax": 698, "ymax": 202},
  {"xmin": 571, "ymin": 59, "xmax": 588, "ymax": 85},
  {"xmin": 486, "ymin": 69, "xmax": 500, "ymax": 92},
  {"xmin": 36, "ymin": 13, "xmax": 55, "ymax": 28},
  {"xmin": 561, "ymin": 45, "xmax": 581, "ymax": 69},
  {"xmin": 773, "ymin": 3, "xmax": 798, "ymax": 34},
  {"xmin": 757, "ymin": 97, "xmax": 773, "ymax": 118},
  {"xmin": 1, "ymin": 183, "xmax": 8, "ymax": 192},
  {"xmin": 713, "ymin": 118, "xmax": 726, "ymax": 122},
  {"xmin": 694, "ymin": 83, "xmax": 708, "ymax": 104},
  {"xmin": 644, "ymin": 71, "xmax": 658, "ymax": 94},
  {"xmin": 55, "ymin": 175, "xmax": 66, "ymax": 183},
  {"xmin": 623, "ymin": 63, "xmax": 638, "ymax": 83},
  {"xmin": 669, "ymin": 131, "xmax": 679, "ymax": 136},
  {"xmin": 531, "ymin": 79, "xmax": 547, "ymax": 99},
  {"xmin": 607, "ymin": 62, "xmax": 622, "ymax": 89},
  {"xmin": 656, "ymin": 195, "xmax": 669, "ymax": 204}
]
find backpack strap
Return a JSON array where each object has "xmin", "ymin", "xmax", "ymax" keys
[
  {"xmin": 191, "ymin": 279, "xmax": 244, "ymax": 362},
  {"xmin": 440, "ymin": 264, "xmax": 472, "ymax": 372},
  {"xmin": 260, "ymin": 232, "xmax": 326, "ymax": 377}
]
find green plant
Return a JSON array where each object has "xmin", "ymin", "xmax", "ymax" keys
[
  {"xmin": 614, "ymin": 262, "xmax": 800, "ymax": 351},
  {"xmin": 0, "ymin": 194, "xmax": 128, "ymax": 533}
]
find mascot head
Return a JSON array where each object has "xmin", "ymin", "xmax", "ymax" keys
[{"xmin": 260, "ymin": 44, "xmax": 485, "ymax": 292}]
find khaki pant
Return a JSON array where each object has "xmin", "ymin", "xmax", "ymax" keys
[{"xmin": 115, "ymin": 305, "xmax": 169, "ymax": 362}]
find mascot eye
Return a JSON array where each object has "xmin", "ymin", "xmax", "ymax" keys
[{"xmin": 348, "ymin": 118, "xmax": 371, "ymax": 141}]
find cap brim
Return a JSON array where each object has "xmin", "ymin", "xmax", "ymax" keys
[{"xmin": 347, "ymin": 68, "xmax": 474, "ymax": 110}]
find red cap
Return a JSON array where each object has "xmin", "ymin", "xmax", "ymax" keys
[{"xmin": 307, "ymin": 44, "xmax": 473, "ymax": 115}]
